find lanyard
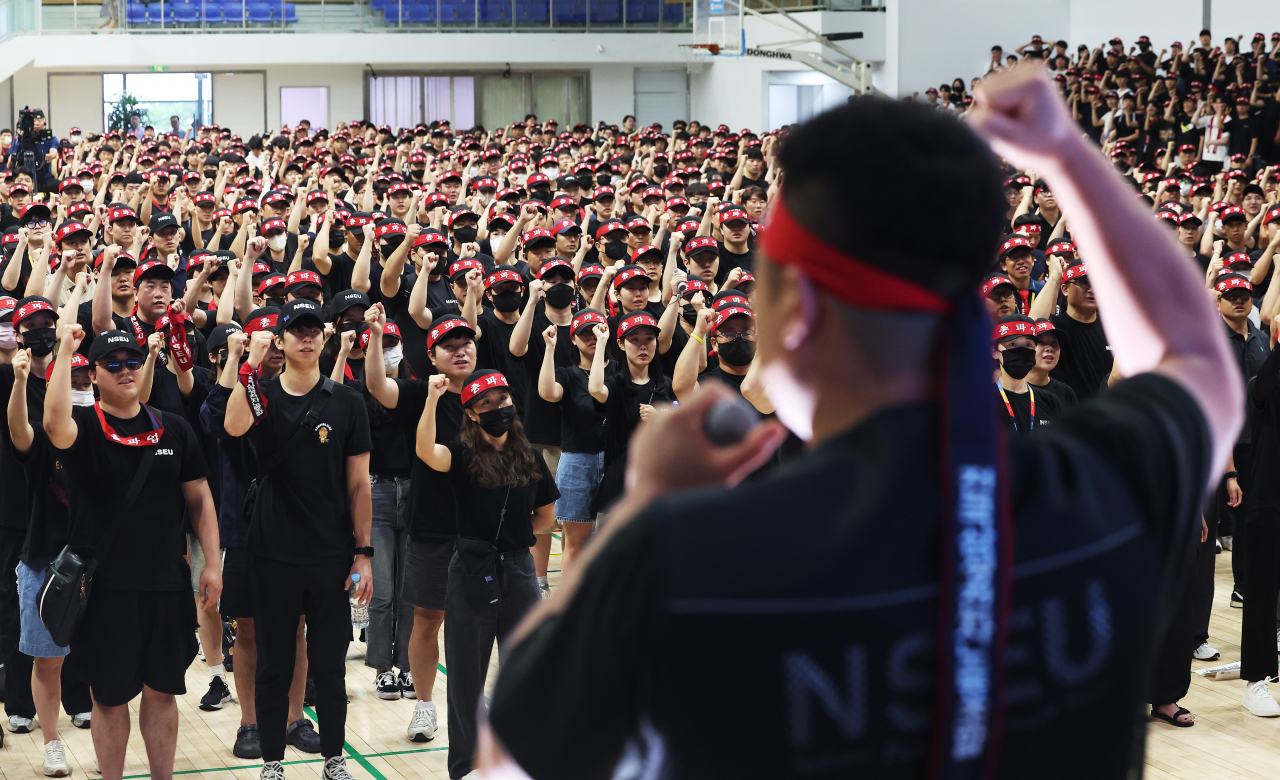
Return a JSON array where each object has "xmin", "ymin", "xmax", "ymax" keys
[
  {"xmin": 996, "ymin": 382, "xmax": 1034, "ymax": 433},
  {"xmin": 95, "ymin": 401, "xmax": 164, "ymax": 447}
]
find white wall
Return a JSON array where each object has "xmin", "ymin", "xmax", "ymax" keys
[
  {"xmin": 212, "ymin": 72, "xmax": 266, "ymax": 133},
  {"xmin": 1211, "ymin": 0, "xmax": 1280, "ymax": 43},
  {"xmin": 1066, "ymin": 0, "xmax": 1202, "ymax": 51},
  {"xmin": 589, "ymin": 63, "xmax": 635, "ymax": 124},
  {"xmin": 48, "ymin": 74, "xmax": 105, "ymax": 137}
]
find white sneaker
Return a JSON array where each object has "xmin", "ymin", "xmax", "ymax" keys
[
  {"xmin": 260, "ymin": 761, "xmax": 286, "ymax": 780},
  {"xmin": 321, "ymin": 757, "xmax": 356, "ymax": 780},
  {"xmin": 8, "ymin": 715, "xmax": 34, "ymax": 733},
  {"xmin": 72, "ymin": 711, "xmax": 91, "ymax": 729},
  {"xmin": 407, "ymin": 700, "xmax": 438, "ymax": 742},
  {"xmin": 1275, "ymin": 628, "xmax": 1279, "ymax": 652},
  {"xmin": 1221, "ymin": 535, "xmax": 1234, "ymax": 551},
  {"xmin": 375, "ymin": 670, "xmax": 400, "ymax": 700},
  {"xmin": 1193, "ymin": 642, "xmax": 1221, "ymax": 661},
  {"xmin": 43, "ymin": 739, "xmax": 70, "ymax": 777},
  {"xmin": 1243, "ymin": 677, "xmax": 1280, "ymax": 717}
]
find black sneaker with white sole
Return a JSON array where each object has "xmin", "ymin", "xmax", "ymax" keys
[
  {"xmin": 375, "ymin": 670, "xmax": 400, "ymax": 700},
  {"xmin": 285, "ymin": 717, "xmax": 321, "ymax": 753},
  {"xmin": 199, "ymin": 676, "xmax": 232, "ymax": 711},
  {"xmin": 398, "ymin": 669, "xmax": 415, "ymax": 700},
  {"xmin": 1232, "ymin": 590, "xmax": 1245, "ymax": 608}
]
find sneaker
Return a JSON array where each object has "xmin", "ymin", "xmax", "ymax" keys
[
  {"xmin": 398, "ymin": 669, "xmax": 416, "ymax": 700},
  {"xmin": 9, "ymin": 715, "xmax": 34, "ymax": 733},
  {"xmin": 407, "ymin": 700, "xmax": 438, "ymax": 742},
  {"xmin": 375, "ymin": 670, "xmax": 400, "ymax": 700},
  {"xmin": 1275, "ymin": 628, "xmax": 1280, "ymax": 652},
  {"xmin": 43, "ymin": 739, "xmax": 70, "ymax": 777},
  {"xmin": 1243, "ymin": 677, "xmax": 1280, "ymax": 717},
  {"xmin": 1231, "ymin": 590, "xmax": 1245, "ymax": 608},
  {"xmin": 321, "ymin": 757, "xmax": 356, "ymax": 780},
  {"xmin": 1193, "ymin": 643, "xmax": 1221, "ymax": 661},
  {"xmin": 1221, "ymin": 535, "xmax": 1234, "ymax": 551},
  {"xmin": 539, "ymin": 581, "xmax": 551, "ymax": 599},
  {"xmin": 71, "ymin": 711, "xmax": 91, "ymax": 729},
  {"xmin": 233, "ymin": 724, "xmax": 263, "ymax": 759},
  {"xmin": 285, "ymin": 717, "xmax": 321, "ymax": 754},
  {"xmin": 199, "ymin": 675, "xmax": 232, "ymax": 711},
  {"xmin": 260, "ymin": 760, "xmax": 286, "ymax": 780}
]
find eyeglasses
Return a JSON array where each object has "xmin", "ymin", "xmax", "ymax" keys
[
  {"xmin": 715, "ymin": 330, "xmax": 756, "ymax": 342},
  {"xmin": 24, "ymin": 219, "xmax": 48, "ymax": 228},
  {"xmin": 98, "ymin": 357, "xmax": 143, "ymax": 373},
  {"xmin": 1068, "ymin": 280, "xmax": 1093, "ymax": 292}
]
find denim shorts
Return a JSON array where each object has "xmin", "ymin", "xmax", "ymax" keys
[
  {"xmin": 555, "ymin": 451, "xmax": 605, "ymax": 523},
  {"xmin": 17, "ymin": 561, "xmax": 69, "ymax": 658}
]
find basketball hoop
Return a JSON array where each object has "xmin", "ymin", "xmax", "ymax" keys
[{"xmin": 679, "ymin": 43, "xmax": 719, "ymax": 74}]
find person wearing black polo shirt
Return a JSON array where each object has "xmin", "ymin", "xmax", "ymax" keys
[
  {"xmin": 1031, "ymin": 259, "xmax": 1113, "ymax": 399},
  {"xmin": 537, "ymin": 309, "xmax": 609, "ymax": 567},
  {"xmin": 992, "ymin": 314, "xmax": 1061, "ymax": 436},
  {"xmin": 415, "ymin": 368, "xmax": 557, "ymax": 780},
  {"xmin": 223, "ymin": 299, "xmax": 372, "ymax": 780},
  {"xmin": 45, "ymin": 326, "xmax": 221, "ymax": 780},
  {"xmin": 483, "ymin": 71, "xmax": 1241, "ymax": 779},
  {"xmin": 364, "ymin": 313, "xmax": 475, "ymax": 744}
]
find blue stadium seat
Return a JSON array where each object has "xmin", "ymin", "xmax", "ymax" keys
[
  {"xmin": 441, "ymin": 0, "xmax": 474, "ymax": 23},
  {"xmin": 173, "ymin": 1, "xmax": 201, "ymax": 24},
  {"xmin": 406, "ymin": 1, "xmax": 435, "ymax": 22},
  {"xmin": 220, "ymin": 0, "xmax": 245, "ymax": 22},
  {"xmin": 197, "ymin": 1, "xmax": 221, "ymax": 21},
  {"xmin": 280, "ymin": 1, "xmax": 297, "ymax": 21},
  {"xmin": 480, "ymin": 0, "xmax": 508, "ymax": 22},
  {"xmin": 590, "ymin": 0, "xmax": 619, "ymax": 22},
  {"xmin": 516, "ymin": 0, "xmax": 546, "ymax": 21},
  {"xmin": 662, "ymin": 0, "xmax": 683, "ymax": 22},
  {"xmin": 626, "ymin": 0, "xmax": 656, "ymax": 21},
  {"xmin": 552, "ymin": 0, "xmax": 582, "ymax": 22},
  {"xmin": 246, "ymin": 1, "xmax": 272, "ymax": 21},
  {"xmin": 126, "ymin": 1, "xmax": 151, "ymax": 24}
]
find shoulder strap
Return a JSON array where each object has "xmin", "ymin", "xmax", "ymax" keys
[
  {"xmin": 90, "ymin": 435, "xmax": 159, "ymax": 568},
  {"xmin": 257, "ymin": 378, "xmax": 337, "ymax": 477}
]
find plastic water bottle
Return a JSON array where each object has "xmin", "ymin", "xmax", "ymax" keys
[{"xmin": 349, "ymin": 573, "xmax": 369, "ymax": 630}]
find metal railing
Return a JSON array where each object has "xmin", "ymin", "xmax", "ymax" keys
[{"xmin": 22, "ymin": 0, "xmax": 703, "ymax": 33}]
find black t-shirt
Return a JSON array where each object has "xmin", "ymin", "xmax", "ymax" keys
[
  {"xmin": 593, "ymin": 373, "xmax": 676, "ymax": 513},
  {"xmin": 389, "ymin": 381, "xmax": 464, "ymax": 542},
  {"xmin": 1049, "ymin": 311, "xmax": 1113, "ymax": 401},
  {"xmin": 0, "ymin": 364, "xmax": 42, "ymax": 531},
  {"xmin": 61, "ymin": 405, "xmax": 206, "ymax": 591},
  {"xmin": 1226, "ymin": 114, "xmax": 1258, "ymax": 157},
  {"xmin": 111, "ymin": 312, "xmax": 188, "ymax": 416},
  {"xmin": 476, "ymin": 309, "xmax": 529, "ymax": 415},
  {"xmin": 489, "ymin": 373, "xmax": 1212, "ymax": 780},
  {"xmin": 247, "ymin": 376, "xmax": 372, "ymax": 565},
  {"xmin": 520, "ymin": 305, "xmax": 577, "ymax": 447},
  {"xmin": 716, "ymin": 242, "xmax": 755, "ymax": 283},
  {"xmin": 444, "ymin": 440, "xmax": 559, "ymax": 552},
  {"xmin": 553, "ymin": 364, "xmax": 606, "ymax": 454},
  {"xmin": 16, "ymin": 430, "xmax": 71, "ymax": 569},
  {"xmin": 1029, "ymin": 376, "xmax": 1079, "ymax": 409},
  {"xmin": 995, "ymin": 381, "xmax": 1061, "ymax": 437}
]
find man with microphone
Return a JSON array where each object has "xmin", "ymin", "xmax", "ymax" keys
[{"xmin": 483, "ymin": 68, "xmax": 1241, "ymax": 778}]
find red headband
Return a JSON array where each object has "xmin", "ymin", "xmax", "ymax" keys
[{"xmin": 761, "ymin": 199, "xmax": 951, "ymax": 314}]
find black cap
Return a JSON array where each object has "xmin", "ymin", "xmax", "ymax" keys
[
  {"xmin": 556, "ymin": 174, "xmax": 582, "ymax": 190},
  {"xmin": 276, "ymin": 298, "xmax": 325, "ymax": 333},
  {"xmin": 149, "ymin": 212, "xmax": 179, "ymax": 232},
  {"xmin": 207, "ymin": 323, "xmax": 243, "ymax": 353},
  {"xmin": 330, "ymin": 289, "xmax": 371, "ymax": 320},
  {"xmin": 87, "ymin": 329, "xmax": 146, "ymax": 364}
]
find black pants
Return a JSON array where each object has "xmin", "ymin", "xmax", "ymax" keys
[
  {"xmin": 1227, "ymin": 446, "xmax": 1252, "ymax": 596},
  {"xmin": 444, "ymin": 550, "xmax": 539, "ymax": 780},
  {"xmin": 1192, "ymin": 516, "xmax": 1217, "ymax": 647},
  {"xmin": 0, "ymin": 528, "xmax": 34, "ymax": 717},
  {"xmin": 1242, "ymin": 523, "xmax": 1280, "ymax": 682},
  {"xmin": 251, "ymin": 555, "xmax": 351, "ymax": 762},
  {"xmin": 1148, "ymin": 551, "xmax": 1199, "ymax": 706}
]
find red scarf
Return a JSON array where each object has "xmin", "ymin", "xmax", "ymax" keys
[
  {"xmin": 94, "ymin": 401, "xmax": 164, "ymax": 447},
  {"xmin": 132, "ymin": 305, "xmax": 194, "ymax": 373}
]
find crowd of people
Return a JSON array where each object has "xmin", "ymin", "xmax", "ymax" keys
[{"xmin": 0, "ymin": 26, "xmax": 1273, "ymax": 780}]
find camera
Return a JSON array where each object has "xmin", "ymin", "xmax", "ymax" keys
[{"xmin": 13, "ymin": 106, "xmax": 52, "ymax": 182}]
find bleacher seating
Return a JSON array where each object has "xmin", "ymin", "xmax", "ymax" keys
[{"xmin": 119, "ymin": 0, "xmax": 299, "ymax": 26}]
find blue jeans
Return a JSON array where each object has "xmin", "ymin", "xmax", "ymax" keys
[{"xmin": 367, "ymin": 475, "xmax": 412, "ymax": 672}]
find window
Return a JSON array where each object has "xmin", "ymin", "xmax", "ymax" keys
[
  {"xmin": 369, "ymin": 75, "xmax": 476, "ymax": 130},
  {"xmin": 281, "ymin": 87, "xmax": 329, "ymax": 130},
  {"xmin": 103, "ymin": 72, "xmax": 211, "ymax": 135}
]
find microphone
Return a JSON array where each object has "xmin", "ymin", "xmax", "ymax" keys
[{"xmin": 702, "ymin": 396, "xmax": 761, "ymax": 446}]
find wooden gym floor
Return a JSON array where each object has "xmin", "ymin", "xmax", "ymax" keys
[{"xmin": 1, "ymin": 543, "xmax": 1279, "ymax": 779}]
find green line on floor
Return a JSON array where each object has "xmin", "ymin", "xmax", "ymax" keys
[
  {"xmin": 121, "ymin": 745, "xmax": 449, "ymax": 779},
  {"xmin": 304, "ymin": 705, "xmax": 388, "ymax": 780},
  {"xmin": 439, "ymin": 662, "xmax": 448, "ymax": 674}
]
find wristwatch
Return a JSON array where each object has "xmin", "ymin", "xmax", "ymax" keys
[{"xmin": 354, "ymin": 546, "xmax": 375, "ymax": 558}]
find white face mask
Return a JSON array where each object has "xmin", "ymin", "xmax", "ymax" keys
[
  {"xmin": 70, "ymin": 134, "xmax": 82, "ymax": 144},
  {"xmin": 267, "ymin": 233, "xmax": 288, "ymax": 252},
  {"xmin": 542, "ymin": 167, "xmax": 559, "ymax": 178},
  {"xmin": 383, "ymin": 345, "xmax": 404, "ymax": 375},
  {"xmin": 71, "ymin": 389, "xmax": 95, "ymax": 407},
  {"xmin": 0, "ymin": 322, "xmax": 16, "ymax": 350}
]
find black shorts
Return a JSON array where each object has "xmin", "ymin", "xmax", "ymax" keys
[
  {"xmin": 220, "ymin": 547, "xmax": 254, "ymax": 619},
  {"xmin": 402, "ymin": 538, "xmax": 455, "ymax": 612},
  {"xmin": 73, "ymin": 588, "xmax": 199, "ymax": 707}
]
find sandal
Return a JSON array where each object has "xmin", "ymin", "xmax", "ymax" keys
[{"xmin": 1151, "ymin": 705, "xmax": 1195, "ymax": 727}]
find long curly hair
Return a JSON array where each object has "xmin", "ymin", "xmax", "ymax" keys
[{"xmin": 458, "ymin": 411, "xmax": 544, "ymax": 489}]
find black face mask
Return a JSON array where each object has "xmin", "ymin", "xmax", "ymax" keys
[
  {"xmin": 544, "ymin": 283, "xmax": 575, "ymax": 310},
  {"xmin": 596, "ymin": 173, "xmax": 611, "ymax": 186},
  {"xmin": 1000, "ymin": 346, "xmax": 1037, "ymax": 380},
  {"xmin": 329, "ymin": 231, "xmax": 346, "ymax": 249},
  {"xmin": 603, "ymin": 242, "xmax": 628, "ymax": 261},
  {"xmin": 654, "ymin": 165, "xmax": 669, "ymax": 178},
  {"xmin": 22, "ymin": 327, "xmax": 56, "ymax": 358},
  {"xmin": 409, "ymin": 168, "xmax": 426, "ymax": 180},
  {"xmin": 266, "ymin": 297, "xmax": 285, "ymax": 308},
  {"xmin": 476, "ymin": 405, "xmax": 516, "ymax": 437},
  {"xmin": 492, "ymin": 291, "xmax": 523, "ymax": 313},
  {"xmin": 530, "ymin": 190, "xmax": 552, "ymax": 205},
  {"xmin": 380, "ymin": 236, "xmax": 404, "ymax": 255},
  {"xmin": 340, "ymin": 322, "xmax": 370, "ymax": 341},
  {"xmin": 681, "ymin": 304, "xmax": 698, "ymax": 326},
  {"xmin": 453, "ymin": 226, "xmax": 478, "ymax": 245},
  {"xmin": 717, "ymin": 336, "xmax": 756, "ymax": 366}
]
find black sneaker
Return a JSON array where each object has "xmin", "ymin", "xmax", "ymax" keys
[
  {"xmin": 303, "ymin": 677, "xmax": 316, "ymax": 707},
  {"xmin": 285, "ymin": 717, "xmax": 321, "ymax": 754},
  {"xmin": 1232, "ymin": 590, "xmax": 1245, "ymax": 608},
  {"xmin": 375, "ymin": 670, "xmax": 400, "ymax": 700},
  {"xmin": 233, "ymin": 723, "xmax": 262, "ymax": 759},
  {"xmin": 398, "ymin": 669, "xmax": 416, "ymax": 700},
  {"xmin": 199, "ymin": 675, "xmax": 232, "ymax": 711}
]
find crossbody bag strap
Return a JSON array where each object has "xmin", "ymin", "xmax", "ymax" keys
[
  {"xmin": 492, "ymin": 485, "xmax": 512, "ymax": 550},
  {"xmin": 88, "ymin": 440, "xmax": 159, "ymax": 572},
  {"xmin": 256, "ymin": 378, "xmax": 337, "ymax": 478}
]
